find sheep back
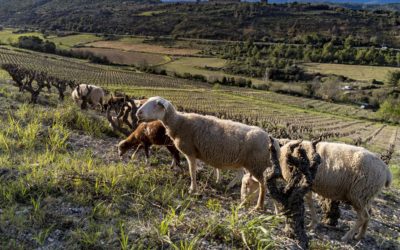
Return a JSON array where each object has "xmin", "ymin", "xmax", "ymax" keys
[
  {"xmin": 281, "ymin": 141, "xmax": 391, "ymax": 208},
  {"xmin": 170, "ymin": 113, "xmax": 271, "ymax": 174}
]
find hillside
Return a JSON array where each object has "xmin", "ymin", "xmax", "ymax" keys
[
  {"xmin": 0, "ymin": 45, "xmax": 399, "ymax": 249},
  {"xmin": 270, "ymin": 0, "xmax": 400, "ymax": 3},
  {"xmin": 0, "ymin": 2, "xmax": 400, "ymax": 47}
]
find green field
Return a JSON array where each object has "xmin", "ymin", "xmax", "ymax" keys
[
  {"xmin": 138, "ymin": 10, "xmax": 166, "ymax": 16},
  {"xmin": 0, "ymin": 29, "xmax": 44, "ymax": 44},
  {"xmin": 303, "ymin": 63, "xmax": 400, "ymax": 82},
  {"xmin": 48, "ymin": 34, "xmax": 103, "ymax": 49}
]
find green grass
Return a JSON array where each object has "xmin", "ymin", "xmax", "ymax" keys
[
  {"xmin": 48, "ymin": 34, "xmax": 104, "ymax": 49},
  {"xmin": 0, "ymin": 29, "xmax": 44, "ymax": 45},
  {"xmin": 390, "ymin": 165, "xmax": 400, "ymax": 189},
  {"xmin": 303, "ymin": 63, "xmax": 400, "ymax": 82},
  {"xmin": 138, "ymin": 10, "xmax": 166, "ymax": 16}
]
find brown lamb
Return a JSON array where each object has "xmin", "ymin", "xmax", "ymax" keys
[{"xmin": 117, "ymin": 120, "xmax": 181, "ymax": 167}]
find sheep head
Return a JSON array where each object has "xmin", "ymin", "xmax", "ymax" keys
[
  {"xmin": 136, "ymin": 96, "xmax": 171, "ymax": 122},
  {"xmin": 117, "ymin": 137, "xmax": 141, "ymax": 157}
]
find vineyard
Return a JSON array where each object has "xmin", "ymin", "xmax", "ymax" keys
[{"xmin": 0, "ymin": 46, "xmax": 399, "ymax": 166}]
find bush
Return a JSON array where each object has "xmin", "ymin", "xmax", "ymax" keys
[
  {"xmin": 378, "ymin": 98, "xmax": 400, "ymax": 123},
  {"xmin": 386, "ymin": 71, "xmax": 400, "ymax": 86},
  {"xmin": 17, "ymin": 36, "xmax": 56, "ymax": 53}
]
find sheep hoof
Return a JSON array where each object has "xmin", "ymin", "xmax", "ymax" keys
[
  {"xmin": 250, "ymin": 206, "xmax": 264, "ymax": 213},
  {"xmin": 341, "ymin": 233, "xmax": 353, "ymax": 242},
  {"xmin": 188, "ymin": 187, "xmax": 198, "ymax": 195}
]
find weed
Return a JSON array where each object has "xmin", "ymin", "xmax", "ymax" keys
[
  {"xmin": 33, "ymin": 226, "xmax": 53, "ymax": 246},
  {"xmin": 206, "ymin": 198, "xmax": 222, "ymax": 212},
  {"xmin": 119, "ymin": 222, "xmax": 130, "ymax": 250}
]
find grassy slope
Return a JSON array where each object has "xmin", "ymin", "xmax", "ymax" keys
[{"xmin": 0, "ymin": 80, "xmax": 399, "ymax": 249}]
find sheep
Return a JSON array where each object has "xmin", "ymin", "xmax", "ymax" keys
[
  {"xmin": 136, "ymin": 96, "xmax": 272, "ymax": 210},
  {"xmin": 71, "ymin": 84, "xmax": 105, "ymax": 110},
  {"xmin": 242, "ymin": 139, "xmax": 392, "ymax": 241},
  {"xmin": 117, "ymin": 120, "xmax": 181, "ymax": 167}
]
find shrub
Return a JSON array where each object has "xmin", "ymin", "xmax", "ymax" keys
[
  {"xmin": 386, "ymin": 71, "xmax": 400, "ymax": 87},
  {"xmin": 378, "ymin": 98, "xmax": 400, "ymax": 123}
]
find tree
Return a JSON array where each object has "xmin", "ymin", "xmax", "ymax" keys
[
  {"xmin": 386, "ymin": 70, "xmax": 400, "ymax": 86},
  {"xmin": 378, "ymin": 98, "xmax": 400, "ymax": 123},
  {"xmin": 344, "ymin": 35, "xmax": 355, "ymax": 48}
]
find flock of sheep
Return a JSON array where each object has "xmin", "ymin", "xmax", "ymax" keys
[{"xmin": 71, "ymin": 83, "xmax": 392, "ymax": 245}]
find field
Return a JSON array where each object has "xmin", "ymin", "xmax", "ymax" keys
[
  {"xmin": 72, "ymin": 47, "xmax": 170, "ymax": 66},
  {"xmin": 0, "ymin": 46, "xmax": 399, "ymax": 249},
  {"xmin": 0, "ymin": 29, "xmax": 44, "ymax": 44},
  {"xmin": 303, "ymin": 63, "xmax": 400, "ymax": 82},
  {"xmin": 48, "ymin": 34, "xmax": 103, "ymax": 49},
  {"xmin": 86, "ymin": 41, "xmax": 201, "ymax": 56}
]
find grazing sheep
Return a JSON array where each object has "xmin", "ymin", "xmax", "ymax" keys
[
  {"xmin": 243, "ymin": 139, "xmax": 392, "ymax": 241},
  {"xmin": 71, "ymin": 84, "xmax": 105, "ymax": 110},
  {"xmin": 118, "ymin": 121, "xmax": 181, "ymax": 167},
  {"xmin": 136, "ymin": 96, "xmax": 272, "ymax": 210}
]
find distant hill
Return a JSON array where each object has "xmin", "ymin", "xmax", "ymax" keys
[
  {"xmin": 269, "ymin": 0, "xmax": 400, "ymax": 3},
  {"xmin": 0, "ymin": 1, "xmax": 399, "ymax": 47}
]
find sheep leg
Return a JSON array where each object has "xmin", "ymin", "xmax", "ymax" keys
[
  {"xmin": 355, "ymin": 207, "xmax": 370, "ymax": 240},
  {"xmin": 305, "ymin": 192, "xmax": 318, "ymax": 229},
  {"xmin": 214, "ymin": 169, "xmax": 221, "ymax": 184},
  {"xmin": 226, "ymin": 169, "xmax": 244, "ymax": 190},
  {"xmin": 166, "ymin": 145, "xmax": 181, "ymax": 168},
  {"xmin": 253, "ymin": 175, "xmax": 265, "ymax": 211},
  {"xmin": 186, "ymin": 156, "xmax": 198, "ymax": 194},
  {"xmin": 131, "ymin": 145, "xmax": 143, "ymax": 160},
  {"xmin": 144, "ymin": 144, "xmax": 150, "ymax": 165},
  {"xmin": 341, "ymin": 207, "xmax": 365, "ymax": 242}
]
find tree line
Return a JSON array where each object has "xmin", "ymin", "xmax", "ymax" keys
[
  {"xmin": 211, "ymin": 38, "xmax": 400, "ymax": 79},
  {"xmin": 15, "ymin": 36, "xmax": 110, "ymax": 65}
]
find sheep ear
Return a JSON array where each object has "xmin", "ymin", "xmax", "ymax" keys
[{"xmin": 156, "ymin": 99, "xmax": 168, "ymax": 109}]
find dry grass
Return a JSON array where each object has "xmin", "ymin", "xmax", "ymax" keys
[
  {"xmin": 72, "ymin": 47, "xmax": 169, "ymax": 66},
  {"xmin": 303, "ymin": 63, "xmax": 399, "ymax": 82},
  {"xmin": 87, "ymin": 41, "xmax": 201, "ymax": 56}
]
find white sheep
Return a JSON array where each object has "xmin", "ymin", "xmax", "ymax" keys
[
  {"xmin": 136, "ymin": 96, "xmax": 272, "ymax": 210},
  {"xmin": 71, "ymin": 84, "xmax": 105, "ymax": 110},
  {"xmin": 243, "ymin": 139, "xmax": 392, "ymax": 241}
]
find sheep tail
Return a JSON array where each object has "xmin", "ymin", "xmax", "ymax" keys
[{"xmin": 385, "ymin": 168, "xmax": 392, "ymax": 188}]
